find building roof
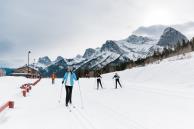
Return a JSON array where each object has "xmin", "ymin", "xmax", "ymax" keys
[
  {"xmin": 12, "ymin": 73, "xmax": 31, "ymax": 75},
  {"xmin": 13, "ymin": 65, "xmax": 40, "ymax": 75}
]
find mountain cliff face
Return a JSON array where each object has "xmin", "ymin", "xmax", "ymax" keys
[
  {"xmin": 37, "ymin": 56, "xmax": 52, "ymax": 67},
  {"xmin": 83, "ymin": 48, "xmax": 96, "ymax": 59},
  {"xmin": 54, "ymin": 56, "xmax": 64, "ymax": 63},
  {"xmin": 126, "ymin": 35, "xmax": 153, "ymax": 44},
  {"xmin": 101, "ymin": 40, "xmax": 125, "ymax": 54},
  {"xmin": 157, "ymin": 27, "xmax": 188, "ymax": 47},
  {"xmin": 36, "ymin": 27, "xmax": 189, "ymax": 77}
]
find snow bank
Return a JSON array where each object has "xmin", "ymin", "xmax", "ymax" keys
[{"xmin": 0, "ymin": 77, "xmax": 36, "ymax": 106}]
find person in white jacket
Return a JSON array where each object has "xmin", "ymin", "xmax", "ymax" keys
[{"xmin": 62, "ymin": 66, "xmax": 77, "ymax": 107}]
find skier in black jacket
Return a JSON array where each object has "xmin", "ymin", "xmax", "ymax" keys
[
  {"xmin": 96, "ymin": 73, "xmax": 103, "ymax": 90},
  {"xmin": 113, "ymin": 73, "xmax": 122, "ymax": 89}
]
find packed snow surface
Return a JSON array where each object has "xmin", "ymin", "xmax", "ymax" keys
[{"xmin": 1, "ymin": 52, "xmax": 194, "ymax": 129}]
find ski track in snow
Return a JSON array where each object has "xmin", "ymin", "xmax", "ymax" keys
[
  {"xmin": 72, "ymin": 108, "xmax": 99, "ymax": 129},
  {"xmin": 128, "ymin": 84, "xmax": 194, "ymax": 101},
  {"xmin": 87, "ymin": 96, "xmax": 147, "ymax": 129}
]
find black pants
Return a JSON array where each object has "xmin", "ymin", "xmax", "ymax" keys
[
  {"xmin": 97, "ymin": 79, "xmax": 103, "ymax": 89},
  {"xmin": 115, "ymin": 79, "xmax": 122, "ymax": 88},
  {"xmin": 65, "ymin": 86, "xmax": 73, "ymax": 105},
  {"xmin": 52, "ymin": 79, "xmax": 55, "ymax": 84}
]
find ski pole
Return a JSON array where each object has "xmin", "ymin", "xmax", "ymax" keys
[
  {"xmin": 120, "ymin": 79, "xmax": 124, "ymax": 88},
  {"xmin": 93, "ymin": 78, "xmax": 96, "ymax": 89},
  {"xmin": 78, "ymin": 80, "xmax": 84, "ymax": 109},
  {"xmin": 58, "ymin": 84, "xmax": 63, "ymax": 103}
]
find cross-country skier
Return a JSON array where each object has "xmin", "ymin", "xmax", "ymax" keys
[
  {"xmin": 62, "ymin": 66, "xmax": 77, "ymax": 107},
  {"xmin": 96, "ymin": 73, "xmax": 103, "ymax": 90},
  {"xmin": 113, "ymin": 73, "xmax": 122, "ymax": 89},
  {"xmin": 51, "ymin": 73, "xmax": 56, "ymax": 84}
]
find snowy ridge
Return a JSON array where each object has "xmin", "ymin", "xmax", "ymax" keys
[
  {"xmin": 83, "ymin": 48, "xmax": 96, "ymax": 59},
  {"xmin": 115, "ymin": 35, "xmax": 159, "ymax": 60}
]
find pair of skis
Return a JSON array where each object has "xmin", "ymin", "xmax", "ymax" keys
[
  {"xmin": 58, "ymin": 99, "xmax": 76, "ymax": 112},
  {"xmin": 66, "ymin": 105, "xmax": 76, "ymax": 112}
]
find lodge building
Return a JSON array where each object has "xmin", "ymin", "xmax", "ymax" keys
[{"xmin": 12, "ymin": 66, "xmax": 40, "ymax": 78}]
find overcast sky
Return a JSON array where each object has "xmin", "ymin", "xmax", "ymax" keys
[{"xmin": 0, "ymin": 0, "xmax": 194, "ymax": 67}]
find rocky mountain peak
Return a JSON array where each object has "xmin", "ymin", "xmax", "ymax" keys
[
  {"xmin": 101, "ymin": 40, "xmax": 125, "ymax": 54},
  {"xmin": 38, "ymin": 56, "xmax": 52, "ymax": 65},
  {"xmin": 55, "ymin": 56, "xmax": 64, "ymax": 62},
  {"xmin": 83, "ymin": 48, "xmax": 96, "ymax": 59},
  {"xmin": 126, "ymin": 35, "xmax": 153, "ymax": 44},
  {"xmin": 157, "ymin": 27, "xmax": 188, "ymax": 47}
]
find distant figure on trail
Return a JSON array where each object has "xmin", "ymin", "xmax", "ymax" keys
[
  {"xmin": 51, "ymin": 73, "xmax": 56, "ymax": 84},
  {"xmin": 113, "ymin": 73, "xmax": 122, "ymax": 89},
  {"xmin": 85, "ymin": 73, "xmax": 89, "ymax": 78},
  {"xmin": 62, "ymin": 66, "xmax": 77, "ymax": 107},
  {"xmin": 96, "ymin": 73, "xmax": 103, "ymax": 90}
]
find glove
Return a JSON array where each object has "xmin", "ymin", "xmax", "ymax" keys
[{"xmin": 62, "ymin": 80, "xmax": 64, "ymax": 84}]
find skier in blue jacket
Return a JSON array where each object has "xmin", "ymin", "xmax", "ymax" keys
[{"xmin": 62, "ymin": 66, "xmax": 77, "ymax": 107}]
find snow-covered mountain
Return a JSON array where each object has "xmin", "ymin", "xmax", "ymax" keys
[
  {"xmin": 101, "ymin": 40, "xmax": 125, "ymax": 54},
  {"xmin": 36, "ymin": 27, "xmax": 189, "ymax": 76},
  {"xmin": 36, "ymin": 56, "xmax": 52, "ymax": 68},
  {"xmin": 54, "ymin": 56, "xmax": 64, "ymax": 63},
  {"xmin": 83, "ymin": 48, "xmax": 96, "ymax": 59},
  {"xmin": 158, "ymin": 27, "xmax": 188, "ymax": 47}
]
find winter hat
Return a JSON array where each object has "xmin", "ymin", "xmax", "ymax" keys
[{"xmin": 67, "ymin": 66, "xmax": 73, "ymax": 71}]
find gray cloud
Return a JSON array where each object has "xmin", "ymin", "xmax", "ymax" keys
[
  {"xmin": 133, "ymin": 22, "xmax": 194, "ymax": 39},
  {"xmin": 0, "ymin": 59, "xmax": 24, "ymax": 68},
  {"xmin": 0, "ymin": 40, "xmax": 13, "ymax": 55}
]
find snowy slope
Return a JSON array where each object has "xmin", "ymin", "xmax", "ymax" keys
[
  {"xmin": 0, "ymin": 77, "xmax": 35, "ymax": 106},
  {"xmin": 1, "ymin": 52, "xmax": 194, "ymax": 129}
]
